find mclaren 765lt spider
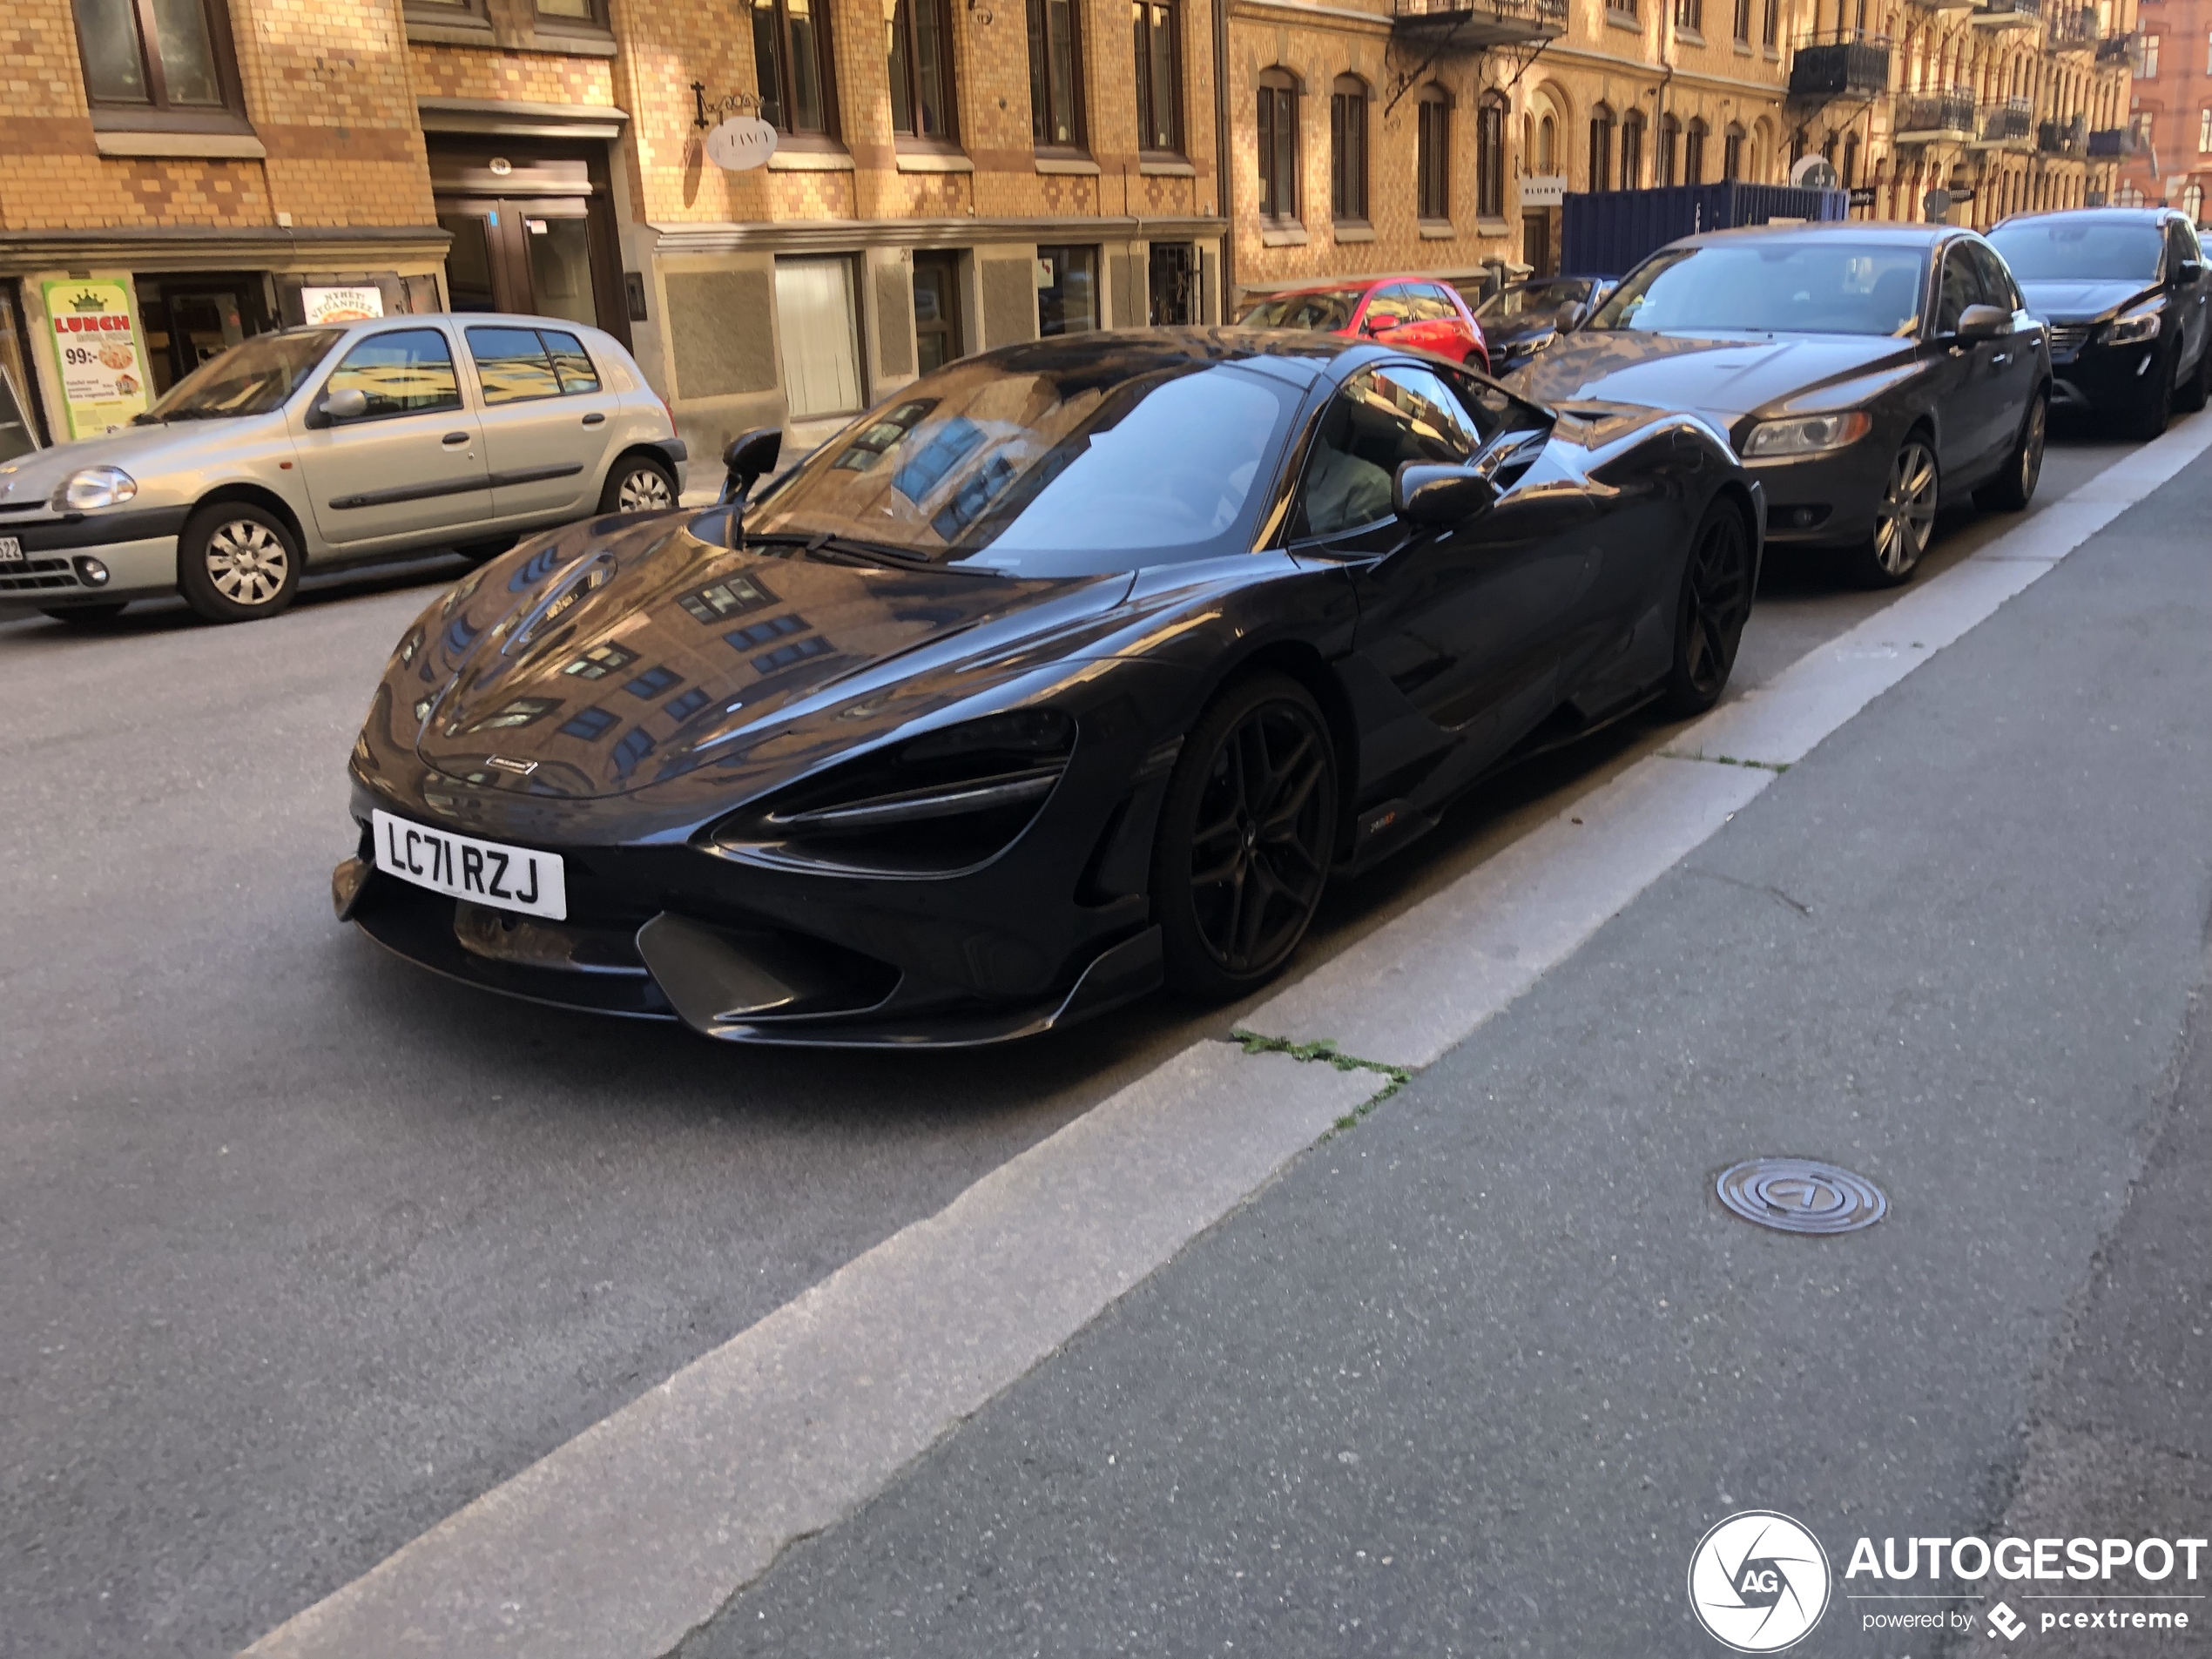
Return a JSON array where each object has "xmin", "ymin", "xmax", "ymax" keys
[{"xmin": 335, "ymin": 328, "xmax": 1762, "ymax": 1048}]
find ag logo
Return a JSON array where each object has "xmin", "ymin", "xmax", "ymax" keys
[{"xmin": 1688, "ymin": 1510, "xmax": 1832, "ymax": 1652}]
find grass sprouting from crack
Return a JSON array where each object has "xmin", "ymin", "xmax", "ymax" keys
[
  {"xmin": 1662, "ymin": 750, "xmax": 1791, "ymax": 773},
  {"xmin": 1231, "ymin": 1030, "xmax": 1413, "ymax": 1132}
]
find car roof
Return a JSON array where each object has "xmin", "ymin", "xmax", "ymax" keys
[
  {"xmin": 1667, "ymin": 221, "xmax": 1966, "ymax": 252},
  {"xmin": 1258, "ymin": 274, "xmax": 1453, "ymax": 298},
  {"xmin": 969, "ymin": 326, "xmax": 1411, "ymax": 391},
  {"xmin": 1992, "ymin": 206, "xmax": 2179, "ymax": 229},
  {"xmin": 280, "ymin": 313, "xmax": 615, "ymax": 345}
]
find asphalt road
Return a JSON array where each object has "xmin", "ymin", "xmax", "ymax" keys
[{"xmin": 0, "ymin": 423, "xmax": 2159, "ymax": 1657}]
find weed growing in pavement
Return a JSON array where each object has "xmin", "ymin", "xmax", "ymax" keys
[{"xmin": 1231, "ymin": 1030, "xmax": 1413, "ymax": 1132}]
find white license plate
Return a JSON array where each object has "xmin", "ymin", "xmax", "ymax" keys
[
  {"xmin": 371, "ymin": 809, "xmax": 567, "ymax": 920},
  {"xmin": 0, "ymin": 536, "xmax": 21, "ymax": 563}
]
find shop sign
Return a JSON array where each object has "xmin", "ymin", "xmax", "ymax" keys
[
  {"xmin": 302, "ymin": 286, "xmax": 385, "ymax": 324},
  {"xmin": 41, "ymin": 279, "xmax": 150, "ymax": 440},
  {"xmin": 1521, "ymin": 174, "xmax": 1568, "ymax": 207},
  {"xmin": 704, "ymin": 117, "xmax": 778, "ymax": 171}
]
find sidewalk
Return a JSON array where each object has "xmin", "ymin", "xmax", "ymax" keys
[{"xmin": 669, "ymin": 448, "xmax": 2212, "ymax": 1653}]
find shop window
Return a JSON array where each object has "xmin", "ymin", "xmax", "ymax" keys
[
  {"xmin": 1133, "ymin": 0, "xmax": 1180, "ymax": 153},
  {"xmin": 753, "ymin": 0, "xmax": 835, "ymax": 136},
  {"xmin": 889, "ymin": 0, "xmax": 957, "ymax": 140},
  {"xmin": 1332, "ymin": 76, "xmax": 1370, "ymax": 222},
  {"xmin": 1028, "ymin": 0, "xmax": 1085, "ymax": 149},
  {"xmin": 1417, "ymin": 85, "xmax": 1451, "ymax": 221},
  {"xmin": 1036, "ymin": 245, "xmax": 1099, "ymax": 335},
  {"xmin": 1258, "ymin": 69, "xmax": 1299, "ymax": 223},
  {"xmin": 1478, "ymin": 92, "xmax": 1507, "ymax": 217},
  {"xmin": 71, "ymin": 0, "xmax": 246, "ymax": 125},
  {"xmin": 323, "ymin": 329, "xmax": 462, "ymax": 421},
  {"xmin": 775, "ymin": 257, "xmax": 864, "ymax": 421}
]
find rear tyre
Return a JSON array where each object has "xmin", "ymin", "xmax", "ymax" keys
[
  {"xmin": 177, "ymin": 502, "xmax": 301, "ymax": 624},
  {"xmin": 598, "ymin": 454, "xmax": 678, "ymax": 515},
  {"xmin": 1974, "ymin": 390, "xmax": 2047, "ymax": 513},
  {"xmin": 2129, "ymin": 346, "xmax": 2176, "ymax": 440},
  {"xmin": 1151, "ymin": 674, "xmax": 1338, "ymax": 1001},
  {"xmin": 1851, "ymin": 435, "xmax": 1939, "ymax": 589},
  {"xmin": 40, "ymin": 602, "xmax": 128, "ymax": 626},
  {"xmin": 2175, "ymin": 338, "xmax": 2211, "ymax": 415},
  {"xmin": 1660, "ymin": 497, "xmax": 1755, "ymax": 718}
]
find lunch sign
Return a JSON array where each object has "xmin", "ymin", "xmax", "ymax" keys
[{"xmin": 43, "ymin": 279, "xmax": 152, "ymax": 439}]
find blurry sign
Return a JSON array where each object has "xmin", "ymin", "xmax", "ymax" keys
[
  {"xmin": 1848, "ymin": 186, "xmax": 1877, "ymax": 206},
  {"xmin": 1791, "ymin": 155, "xmax": 1840, "ymax": 190},
  {"xmin": 704, "ymin": 117, "xmax": 778, "ymax": 171},
  {"xmin": 1035, "ymin": 255, "xmax": 1056, "ymax": 289},
  {"xmin": 1521, "ymin": 174, "xmax": 1567, "ymax": 207},
  {"xmin": 1923, "ymin": 187, "xmax": 1952, "ymax": 219},
  {"xmin": 41, "ymin": 278, "xmax": 149, "ymax": 439},
  {"xmin": 301, "ymin": 286, "xmax": 384, "ymax": 324}
]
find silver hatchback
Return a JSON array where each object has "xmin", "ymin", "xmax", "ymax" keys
[{"xmin": 0, "ymin": 314, "xmax": 685, "ymax": 624}]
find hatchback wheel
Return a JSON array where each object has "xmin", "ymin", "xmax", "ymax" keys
[
  {"xmin": 1152, "ymin": 674, "xmax": 1338, "ymax": 999},
  {"xmin": 599, "ymin": 455, "xmax": 677, "ymax": 515},
  {"xmin": 178, "ymin": 502, "xmax": 301, "ymax": 623},
  {"xmin": 1661, "ymin": 498, "xmax": 1754, "ymax": 717},
  {"xmin": 1855, "ymin": 436, "xmax": 1938, "ymax": 588}
]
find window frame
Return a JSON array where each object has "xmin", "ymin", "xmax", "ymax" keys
[
  {"xmin": 1028, "ymin": 0, "xmax": 1088, "ymax": 153},
  {"xmin": 1724, "ymin": 122, "xmax": 1746, "ymax": 181},
  {"xmin": 1588, "ymin": 105, "xmax": 1615, "ymax": 195},
  {"xmin": 310, "ymin": 327, "xmax": 467, "ymax": 428},
  {"xmin": 1332, "ymin": 75, "xmax": 1371, "ymax": 223},
  {"xmin": 888, "ymin": 0, "xmax": 960, "ymax": 142},
  {"xmin": 1732, "ymin": 0, "xmax": 1750, "ymax": 42},
  {"xmin": 1258, "ymin": 69, "xmax": 1301, "ymax": 225},
  {"xmin": 1619, "ymin": 107, "xmax": 1644, "ymax": 191},
  {"xmin": 1417, "ymin": 84, "xmax": 1453, "ymax": 223},
  {"xmin": 1477, "ymin": 91, "xmax": 1507, "ymax": 219},
  {"xmin": 752, "ymin": 0, "xmax": 840, "ymax": 139},
  {"xmin": 529, "ymin": 0, "xmax": 615, "ymax": 41},
  {"xmin": 1684, "ymin": 117, "xmax": 1709, "ymax": 185},
  {"xmin": 1674, "ymin": 0, "xmax": 1703, "ymax": 33},
  {"xmin": 1656, "ymin": 112, "xmax": 1680, "ymax": 185},
  {"xmin": 71, "ymin": 0, "xmax": 251, "ymax": 132},
  {"xmin": 1132, "ymin": 0, "xmax": 1182, "ymax": 156}
]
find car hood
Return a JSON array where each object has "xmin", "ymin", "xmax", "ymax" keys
[
  {"xmin": 1509, "ymin": 330, "xmax": 1919, "ymax": 426},
  {"xmin": 401, "ymin": 515, "xmax": 1140, "ymax": 802},
  {"xmin": 0, "ymin": 421, "xmax": 253, "ymax": 506},
  {"xmin": 2016, "ymin": 278, "xmax": 2156, "ymax": 323}
]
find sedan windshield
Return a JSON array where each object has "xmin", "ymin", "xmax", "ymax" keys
[
  {"xmin": 138, "ymin": 328, "xmax": 343, "ymax": 422},
  {"xmin": 1238, "ymin": 290, "xmax": 1361, "ymax": 331},
  {"xmin": 1476, "ymin": 280, "xmax": 1592, "ymax": 322},
  {"xmin": 736, "ymin": 341, "xmax": 1305, "ymax": 577},
  {"xmin": 1591, "ymin": 241, "xmax": 1928, "ymax": 337},
  {"xmin": 1986, "ymin": 220, "xmax": 2162, "ymax": 283}
]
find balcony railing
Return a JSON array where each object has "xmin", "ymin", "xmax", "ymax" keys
[
  {"xmin": 1789, "ymin": 40, "xmax": 1893, "ymax": 100},
  {"xmin": 1391, "ymin": 0, "xmax": 1568, "ymax": 45},
  {"xmin": 1971, "ymin": 0, "xmax": 2041, "ymax": 24},
  {"xmin": 2095, "ymin": 29, "xmax": 2138, "ymax": 60},
  {"xmin": 2087, "ymin": 126, "xmax": 2138, "ymax": 156},
  {"xmin": 2046, "ymin": 3, "xmax": 2098, "ymax": 47},
  {"xmin": 1978, "ymin": 97, "xmax": 2033, "ymax": 143},
  {"xmin": 2037, "ymin": 114, "xmax": 2087, "ymax": 155},
  {"xmin": 1896, "ymin": 92, "xmax": 1978, "ymax": 138}
]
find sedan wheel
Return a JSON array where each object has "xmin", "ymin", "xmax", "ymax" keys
[
  {"xmin": 178, "ymin": 502, "xmax": 302, "ymax": 623},
  {"xmin": 600, "ymin": 456, "xmax": 677, "ymax": 515},
  {"xmin": 1662, "ymin": 499, "xmax": 1754, "ymax": 717},
  {"xmin": 1975, "ymin": 393, "xmax": 2045, "ymax": 513},
  {"xmin": 1152, "ymin": 674, "xmax": 1338, "ymax": 999},
  {"xmin": 1859, "ymin": 437, "xmax": 1939, "ymax": 588}
]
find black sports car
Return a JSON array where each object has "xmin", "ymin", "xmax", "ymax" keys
[
  {"xmin": 1505, "ymin": 224, "xmax": 2050, "ymax": 588},
  {"xmin": 1986, "ymin": 207, "xmax": 2212, "ymax": 438},
  {"xmin": 335, "ymin": 330, "xmax": 1761, "ymax": 1047},
  {"xmin": 1472, "ymin": 276, "xmax": 1613, "ymax": 375}
]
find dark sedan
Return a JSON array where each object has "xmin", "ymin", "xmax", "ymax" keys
[
  {"xmin": 1505, "ymin": 224, "xmax": 2049, "ymax": 587},
  {"xmin": 1987, "ymin": 207, "xmax": 2211, "ymax": 437},
  {"xmin": 1473, "ymin": 276, "xmax": 1612, "ymax": 375},
  {"xmin": 335, "ymin": 330, "xmax": 1760, "ymax": 1047}
]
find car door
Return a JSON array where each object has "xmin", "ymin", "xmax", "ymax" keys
[
  {"xmin": 1927, "ymin": 242, "xmax": 2006, "ymax": 483},
  {"xmin": 464, "ymin": 324, "xmax": 620, "ymax": 525},
  {"xmin": 292, "ymin": 325, "xmax": 491, "ymax": 549},
  {"xmin": 2166, "ymin": 219, "xmax": 2209, "ymax": 374},
  {"xmin": 1967, "ymin": 240, "xmax": 2041, "ymax": 448},
  {"xmin": 1359, "ymin": 284, "xmax": 1427, "ymax": 354}
]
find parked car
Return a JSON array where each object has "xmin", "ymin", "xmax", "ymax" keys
[
  {"xmin": 1504, "ymin": 223, "xmax": 2050, "ymax": 587},
  {"xmin": 1472, "ymin": 276, "xmax": 1614, "ymax": 374},
  {"xmin": 334, "ymin": 329, "xmax": 1757, "ymax": 1046},
  {"xmin": 1986, "ymin": 206, "xmax": 2211, "ymax": 438},
  {"xmin": 0, "ymin": 314, "xmax": 685, "ymax": 625},
  {"xmin": 1236, "ymin": 277, "xmax": 1490, "ymax": 372}
]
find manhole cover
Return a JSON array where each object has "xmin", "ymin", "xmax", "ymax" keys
[{"xmin": 1716, "ymin": 1158, "xmax": 1886, "ymax": 1235}]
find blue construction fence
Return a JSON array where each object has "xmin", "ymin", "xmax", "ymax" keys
[{"xmin": 1561, "ymin": 183, "xmax": 1852, "ymax": 280}]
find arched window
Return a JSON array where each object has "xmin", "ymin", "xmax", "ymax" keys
[
  {"xmin": 1841, "ymin": 129, "xmax": 1860, "ymax": 189},
  {"xmin": 1684, "ymin": 116, "xmax": 1708, "ymax": 184},
  {"xmin": 1537, "ymin": 111, "xmax": 1558, "ymax": 173},
  {"xmin": 1417, "ymin": 84, "xmax": 1452, "ymax": 219},
  {"xmin": 2184, "ymin": 181, "xmax": 2206, "ymax": 224},
  {"xmin": 1258, "ymin": 68, "xmax": 1299, "ymax": 223},
  {"xmin": 1332, "ymin": 74, "xmax": 1369, "ymax": 221},
  {"xmin": 1657, "ymin": 112, "xmax": 1680, "ymax": 185},
  {"xmin": 1477, "ymin": 91, "xmax": 1507, "ymax": 218},
  {"xmin": 1620, "ymin": 107, "xmax": 1645, "ymax": 189},
  {"xmin": 1588, "ymin": 103, "xmax": 1615, "ymax": 193},
  {"xmin": 1723, "ymin": 121, "xmax": 1744, "ymax": 180}
]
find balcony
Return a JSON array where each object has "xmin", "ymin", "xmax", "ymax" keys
[
  {"xmin": 1390, "ymin": 0, "xmax": 1568, "ymax": 48},
  {"xmin": 2095, "ymin": 29, "xmax": 2138, "ymax": 61},
  {"xmin": 1971, "ymin": 0, "xmax": 2040, "ymax": 27},
  {"xmin": 2037, "ymin": 114, "xmax": 2087, "ymax": 156},
  {"xmin": 2046, "ymin": 4, "xmax": 2098, "ymax": 48},
  {"xmin": 2087, "ymin": 126, "xmax": 2138, "ymax": 156},
  {"xmin": 1905, "ymin": 0, "xmax": 1978, "ymax": 10},
  {"xmin": 1788, "ymin": 41, "xmax": 1892, "ymax": 103},
  {"xmin": 1973, "ymin": 97, "xmax": 2034, "ymax": 146},
  {"xmin": 1895, "ymin": 92, "xmax": 1978, "ymax": 141}
]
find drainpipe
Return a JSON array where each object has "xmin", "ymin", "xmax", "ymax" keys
[{"xmin": 1214, "ymin": 0, "xmax": 1235, "ymax": 320}]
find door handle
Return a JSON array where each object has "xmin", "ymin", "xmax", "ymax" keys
[
  {"xmin": 1992, "ymin": 352, "xmax": 2012, "ymax": 366},
  {"xmin": 582, "ymin": 411, "xmax": 607, "ymax": 426},
  {"xmin": 442, "ymin": 432, "xmax": 471, "ymax": 446}
]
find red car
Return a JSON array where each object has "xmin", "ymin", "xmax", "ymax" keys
[{"xmin": 1236, "ymin": 275, "xmax": 1490, "ymax": 373}]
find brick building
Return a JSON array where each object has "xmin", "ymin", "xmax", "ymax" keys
[{"xmin": 2113, "ymin": 0, "xmax": 2210, "ymax": 215}]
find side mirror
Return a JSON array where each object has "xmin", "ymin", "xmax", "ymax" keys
[
  {"xmin": 2177, "ymin": 258, "xmax": 2206, "ymax": 285},
  {"xmin": 720, "ymin": 426, "xmax": 783, "ymax": 505},
  {"xmin": 1363, "ymin": 312, "xmax": 1402, "ymax": 334},
  {"xmin": 1394, "ymin": 462, "xmax": 1499, "ymax": 527},
  {"xmin": 316, "ymin": 387, "xmax": 368, "ymax": 424},
  {"xmin": 1952, "ymin": 303, "xmax": 2011, "ymax": 342}
]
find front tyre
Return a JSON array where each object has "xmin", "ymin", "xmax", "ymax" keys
[
  {"xmin": 2130, "ymin": 345, "xmax": 2176, "ymax": 440},
  {"xmin": 1852, "ymin": 435, "xmax": 1939, "ymax": 589},
  {"xmin": 1151, "ymin": 674, "xmax": 1339, "ymax": 1000},
  {"xmin": 178, "ymin": 502, "xmax": 301, "ymax": 624},
  {"xmin": 1973, "ymin": 389, "xmax": 2046, "ymax": 513},
  {"xmin": 598, "ymin": 454, "xmax": 678, "ymax": 515},
  {"xmin": 2175, "ymin": 335, "xmax": 2211, "ymax": 415},
  {"xmin": 1660, "ymin": 496, "xmax": 1754, "ymax": 718}
]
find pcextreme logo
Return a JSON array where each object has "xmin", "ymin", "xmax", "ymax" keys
[{"xmin": 1689, "ymin": 1511, "xmax": 1833, "ymax": 1653}]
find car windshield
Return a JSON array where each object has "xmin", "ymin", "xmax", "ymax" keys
[
  {"xmin": 1986, "ymin": 220, "xmax": 2163, "ymax": 282},
  {"xmin": 138, "ymin": 329, "xmax": 343, "ymax": 421},
  {"xmin": 1590, "ymin": 240, "xmax": 1928, "ymax": 337},
  {"xmin": 1238, "ymin": 290, "xmax": 1361, "ymax": 331},
  {"xmin": 732, "ymin": 341, "xmax": 1305, "ymax": 578},
  {"xmin": 1475, "ymin": 280, "xmax": 1591, "ymax": 322}
]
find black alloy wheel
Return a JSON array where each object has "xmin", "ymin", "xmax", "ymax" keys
[
  {"xmin": 1974, "ymin": 390, "xmax": 2046, "ymax": 513},
  {"xmin": 1855, "ymin": 435, "xmax": 1939, "ymax": 589},
  {"xmin": 1152, "ymin": 673, "xmax": 1339, "ymax": 999},
  {"xmin": 2175, "ymin": 337, "xmax": 2211, "ymax": 415},
  {"xmin": 2131, "ymin": 344, "xmax": 2177, "ymax": 440},
  {"xmin": 1661, "ymin": 497, "xmax": 1754, "ymax": 718},
  {"xmin": 599, "ymin": 455, "xmax": 678, "ymax": 515},
  {"xmin": 177, "ymin": 501, "xmax": 302, "ymax": 624}
]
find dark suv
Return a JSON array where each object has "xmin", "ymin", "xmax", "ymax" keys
[{"xmin": 1987, "ymin": 206, "xmax": 2211, "ymax": 437}]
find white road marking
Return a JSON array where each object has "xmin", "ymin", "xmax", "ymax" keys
[{"xmin": 240, "ymin": 411, "xmax": 2212, "ymax": 1659}]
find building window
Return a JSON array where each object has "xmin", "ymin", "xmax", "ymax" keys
[
  {"xmin": 1839, "ymin": 129, "xmax": 1858, "ymax": 187},
  {"xmin": 1620, "ymin": 108, "xmax": 1644, "ymax": 189},
  {"xmin": 1733, "ymin": 0, "xmax": 1750, "ymax": 41},
  {"xmin": 1656, "ymin": 112, "xmax": 1679, "ymax": 185},
  {"xmin": 775, "ymin": 257, "xmax": 863, "ymax": 421},
  {"xmin": 2141, "ymin": 33, "xmax": 2160, "ymax": 77},
  {"xmin": 71, "ymin": 0, "xmax": 244, "ymax": 118},
  {"xmin": 1258, "ymin": 69, "xmax": 1299, "ymax": 221},
  {"xmin": 1537, "ymin": 112, "xmax": 1557, "ymax": 172},
  {"xmin": 1028, "ymin": 0, "xmax": 1084, "ymax": 148},
  {"xmin": 1477, "ymin": 92, "xmax": 1507, "ymax": 217},
  {"xmin": 1332, "ymin": 76, "xmax": 1370, "ymax": 220},
  {"xmin": 2184, "ymin": 181, "xmax": 2206, "ymax": 221},
  {"xmin": 1036, "ymin": 245, "xmax": 1099, "ymax": 335},
  {"xmin": 888, "ymin": 0, "xmax": 957, "ymax": 139},
  {"xmin": 1588, "ymin": 104, "xmax": 1615, "ymax": 193},
  {"xmin": 534, "ymin": 0, "xmax": 609, "ymax": 30},
  {"xmin": 1674, "ymin": 0, "xmax": 1702, "ymax": 33},
  {"xmin": 1417, "ymin": 86, "xmax": 1452, "ymax": 219},
  {"xmin": 1684, "ymin": 117, "xmax": 1708, "ymax": 184},
  {"xmin": 753, "ymin": 0, "xmax": 833, "ymax": 135},
  {"xmin": 1132, "ymin": 0, "xmax": 1179, "ymax": 152},
  {"xmin": 1763, "ymin": 0, "xmax": 1777, "ymax": 42},
  {"xmin": 1724, "ymin": 122, "xmax": 1745, "ymax": 180},
  {"xmin": 2201, "ymin": 109, "xmax": 2212, "ymax": 152}
]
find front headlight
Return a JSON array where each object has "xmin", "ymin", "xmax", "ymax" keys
[
  {"xmin": 52, "ymin": 466, "xmax": 138, "ymax": 511},
  {"xmin": 1741, "ymin": 412, "xmax": 1873, "ymax": 459},
  {"xmin": 2105, "ymin": 308, "xmax": 2161, "ymax": 344}
]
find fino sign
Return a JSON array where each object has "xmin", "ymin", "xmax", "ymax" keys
[{"xmin": 704, "ymin": 117, "xmax": 778, "ymax": 171}]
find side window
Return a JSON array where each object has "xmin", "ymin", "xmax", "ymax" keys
[
  {"xmin": 1932, "ymin": 246, "xmax": 1985, "ymax": 335},
  {"xmin": 1422, "ymin": 282, "xmax": 1466, "ymax": 320},
  {"xmin": 1968, "ymin": 244, "xmax": 2021, "ymax": 314},
  {"xmin": 2164, "ymin": 221, "xmax": 2196, "ymax": 278},
  {"xmin": 540, "ymin": 330, "xmax": 602, "ymax": 395},
  {"xmin": 1366, "ymin": 285, "xmax": 1417, "ymax": 327},
  {"xmin": 1295, "ymin": 364, "xmax": 1480, "ymax": 539},
  {"xmin": 469, "ymin": 327, "xmax": 561, "ymax": 405},
  {"xmin": 324, "ymin": 329, "xmax": 461, "ymax": 418}
]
